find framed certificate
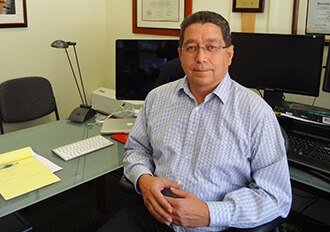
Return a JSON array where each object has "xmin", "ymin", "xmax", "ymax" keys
[
  {"xmin": 306, "ymin": 0, "xmax": 330, "ymax": 35},
  {"xmin": 232, "ymin": 0, "xmax": 265, "ymax": 13},
  {"xmin": 132, "ymin": 0, "xmax": 192, "ymax": 36}
]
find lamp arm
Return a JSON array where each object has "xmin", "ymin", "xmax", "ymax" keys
[
  {"xmin": 73, "ymin": 45, "xmax": 89, "ymax": 106},
  {"xmin": 64, "ymin": 48, "xmax": 86, "ymax": 105}
]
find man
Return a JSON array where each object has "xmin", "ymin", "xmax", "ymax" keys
[{"xmin": 99, "ymin": 11, "xmax": 291, "ymax": 232}]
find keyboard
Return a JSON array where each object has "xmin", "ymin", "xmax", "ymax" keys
[
  {"xmin": 52, "ymin": 135, "xmax": 113, "ymax": 161},
  {"xmin": 287, "ymin": 133, "xmax": 330, "ymax": 175}
]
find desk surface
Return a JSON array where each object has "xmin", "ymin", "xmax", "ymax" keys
[
  {"xmin": 290, "ymin": 166, "xmax": 329, "ymax": 197},
  {"xmin": 0, "ymin": 120, "xmax": 124, "ymax": 218},
  {"xmin": 0, "ymin": 119, "xmax": 329, "ymax": 218}
]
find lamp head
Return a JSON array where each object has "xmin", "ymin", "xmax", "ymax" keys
[
  {"xmin": 67, "ymin": 41, "xmax": 77, "ymax": 46},
  {"xmin": 51, "ymin": 40, "xmax": 69, "ymax": 49}
]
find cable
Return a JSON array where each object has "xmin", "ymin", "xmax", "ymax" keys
[
  {"xmin": 311, "ymin": 97, "xmax": 316, "ymax": 107},
  {"xmin": 88, "ymin": 104, "xmax": 138, "ymax": 126},
  {"xmin": 105, "ymin": 104, "xmax": 136, "ymax": 119},
  {"xmin": 256, "ymin": 89, "xmax": 263, "ymax": 97}
]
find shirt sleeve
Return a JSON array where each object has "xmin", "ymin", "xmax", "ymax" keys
[
  {"xmin": 123, "ymin": 97, "xmax": 155, "ymax": 192},
  {"xmin": 206, "ymin": 106, "xmax": 292, "ymax": 228}
]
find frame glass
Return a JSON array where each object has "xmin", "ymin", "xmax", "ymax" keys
[
  {"xmin": 132, "ymin": 0, "xmax": 192, "ymax": 36},
  {"xmin": 0, "ymin": 0, "xmax": 27, "ymax": 28},
  {"xmin": 232, "ymin": 0, "xmax": 265, "ymax": 13},
  {"xmin": 306, "ymin": 0, "xmax": 330, "ymax": 35}
]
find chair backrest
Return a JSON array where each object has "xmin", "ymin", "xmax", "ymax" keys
[
  {"xmin": 0, "ymin": 76, "xmax": 60, "ymax": 134},
  {"xmin": 153, "ymin": 57, "xmax": 185, "ymax": 88}
]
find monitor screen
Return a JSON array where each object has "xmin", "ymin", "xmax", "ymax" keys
[
  {"xmin": 229, "ymin": 32, "xmax": 325, "ymax": 107},
  {"xmin": 115, "ymin": 39, "xmax": 182, "ymax": 101}
]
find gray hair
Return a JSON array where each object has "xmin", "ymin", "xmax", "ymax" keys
[{"xmin": 179, "ymin": 11, "xmax": 231, "ymax": 48}]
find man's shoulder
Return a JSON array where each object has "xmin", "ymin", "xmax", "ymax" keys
[
  {"xmin": 231, "ymin": 80, "xmax": 267, "ymax": 104},
  {"xmin": 229, "ymin": 79, "xmax": 273, "ymax": 115},
  {"xmin": 148, "ymin": 78, "xmax": 184, "ymax": 97}
]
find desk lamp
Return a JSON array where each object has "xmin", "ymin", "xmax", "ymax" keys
[{"xmin": 51, "ymin": 40, "xmax": 95, "ymax": 123}]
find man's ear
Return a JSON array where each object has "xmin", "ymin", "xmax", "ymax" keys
[
  {"xmin": 227, "ymin": 45, "xmax": 234, "ymax": 66},
  {"xmin": 178, "ymin": 47, "xmax": 183, "ymax": 60}
]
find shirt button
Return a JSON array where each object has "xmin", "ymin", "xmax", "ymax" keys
[
  {"xmin": 173, "ymin": 225, "xmax": 180, "ymax": 231},
  {"xmin": 185, "ymin": 155, "xmax": 188, "ymax": 159}
]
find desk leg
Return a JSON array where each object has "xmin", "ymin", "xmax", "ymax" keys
[{"xmin": 96, "ymin": 175, "xmax": 107, "ymax": 213}]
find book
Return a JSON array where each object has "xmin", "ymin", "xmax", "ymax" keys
[
  {"xmin": 0, "ymin": 147, "xmax": 60, "ymax": 200},
  {"xmin": 111, "ymin": 133, "xmax": 129, "ymax": 144}
]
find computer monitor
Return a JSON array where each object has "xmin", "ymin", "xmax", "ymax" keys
[
  {"xmin": 323, "ymin": 49, "xmax": 330, "ymax": 93},
  {"xmin": 115, "ymin": 39, "xmax": 181, "ymax": 101},
  {"xmin": 229, "ymin": 32, "xmax": 325, "ymax": 108}
]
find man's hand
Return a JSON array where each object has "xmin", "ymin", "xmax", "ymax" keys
[
  {"xmin": 138, "ymin": 174, "xmax": 182, "ymax": 226},
  {"xmin": 166, "ymin": 187, "xmax": 210, "ymax": 228}
]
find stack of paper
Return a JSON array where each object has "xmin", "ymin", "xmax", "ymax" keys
[{"xmin": 0, "ymin": 147, "xmax": 61, "ymax": 200}]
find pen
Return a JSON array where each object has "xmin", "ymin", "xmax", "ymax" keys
[{"xmin": 0, "ymin": 162, "xmax": 19, "ymax": 170}]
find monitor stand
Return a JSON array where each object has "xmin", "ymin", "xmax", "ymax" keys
[{"xmin": 264, "ymin": 90, "xmax": 284, "ymax": 108}]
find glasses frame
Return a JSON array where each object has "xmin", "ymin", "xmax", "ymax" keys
[{"xmin": 181, "ymin": 44, "xmax": 231, "ymax": 54}]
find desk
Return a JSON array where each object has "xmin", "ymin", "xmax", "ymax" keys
[
  {"xmin": 290, "ymin": 166, "xmax": 329, "ymax": 199},
  {"xmin": 0, "ymin": 119, "xmax": 124, "ymax": 218},
  {"xmin": 0, "ymin": 119, "xmax": 329, "ymax": 219},
  {"xmin": 277, "ymin": 115, "xmax": 330, "ymax": 198}
]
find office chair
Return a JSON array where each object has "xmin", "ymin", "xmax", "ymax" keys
[
  {"xmin": 153, "ymin": 58, "xmax": 185, "ymax": 88},
  {"xmin": 0, "ymin": 76, "xmax": 60, "ymax": 134},
  {"xmin": 119, "ymin": 127, "xmax": 288, "ymax": 232}
]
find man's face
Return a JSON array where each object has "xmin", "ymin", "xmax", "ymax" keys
[{"xmin": 178, "ymin": 23, "xmax": 234, "ymax": 93}]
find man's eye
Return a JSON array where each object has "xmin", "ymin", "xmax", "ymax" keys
[
  {"xmin": 206, "ymin": 45, "xmax": 217, "ymax": 51},
  {"xmin": 186, "ymin": 46, "xmax": 197, "ymax": 52}
]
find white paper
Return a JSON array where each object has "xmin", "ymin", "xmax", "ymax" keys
[{"xmin": 32, "ymin": 151, "xmax": 63, "ymax": 173}]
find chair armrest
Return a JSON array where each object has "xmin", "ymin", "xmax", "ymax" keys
[{"xmin": 119, "ymin": 175, "xmax": 136, "ymax": 194}]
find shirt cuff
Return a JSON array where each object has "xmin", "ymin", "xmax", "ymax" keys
[
  {"xmin": 206, "ymin": 200, "xmax": 234, "ymax": 227},
  {"xmin": 129, "ymin": 166, "xmax": 153, "ymax": 193}
]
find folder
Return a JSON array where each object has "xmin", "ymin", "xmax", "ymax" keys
[
  {"xmin": 0, "ymin": 147, "xmax": 60, "ymax": 200},
  {"xmin": 111, "ymin": 133, "xmax": 129, "ymax": 144}
]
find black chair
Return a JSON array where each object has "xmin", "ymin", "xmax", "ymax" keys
[
  {"xmin": 153, "ymin": 58, "xmax": 185, "ymax": 88},
  {"xmin": 119, "ymin": 127, "xmax": 289, "ymax": 232},
  {"xmin": 0, "ymin": 76, "xmax": 60, "ymax": 134}
]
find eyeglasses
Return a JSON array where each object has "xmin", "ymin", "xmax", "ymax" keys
[{"xmin": 181, "ymin": 44, "xmax": 230, "ymax": 54}]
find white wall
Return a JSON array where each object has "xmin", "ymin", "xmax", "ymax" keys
[
  {"xmin": 0, "ymin": 0, "xmax": 329, "ymax": 132},
  {"xmin": 0, "ymin": 0, "xmax": 107, "ymax": 126}
]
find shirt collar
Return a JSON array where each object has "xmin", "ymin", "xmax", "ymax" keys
[
  {"xmin": 178, "ymin": 72, "xmax": 232, "ymax": 104},
  {"xmin": 212, "ymin": 72, "xmax": 232, "ymax": 104}
]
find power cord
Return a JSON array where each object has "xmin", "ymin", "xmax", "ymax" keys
[{"xmin": 89, "ymin": 104, "xmax": 139, "ymax": 126}]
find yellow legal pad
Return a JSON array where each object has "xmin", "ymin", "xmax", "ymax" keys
[{"xmin": 0, "ymin": 147, "xmax": 60, "ymax": 200}]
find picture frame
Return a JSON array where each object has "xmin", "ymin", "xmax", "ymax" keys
[
  {"xmin": 0, "ymin": 0, "xmax": 27, "ymax": 28},
  {"xmin": 132, "ymin": 0, "xmax": 192, "ymax": 36},
  {"xmin": 232, "ymin": 0, "xmax": 264, "ymax": 13},
  {"xmin": 305, "ymin": 0, "xmax": 330, "ymax": 35}
]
